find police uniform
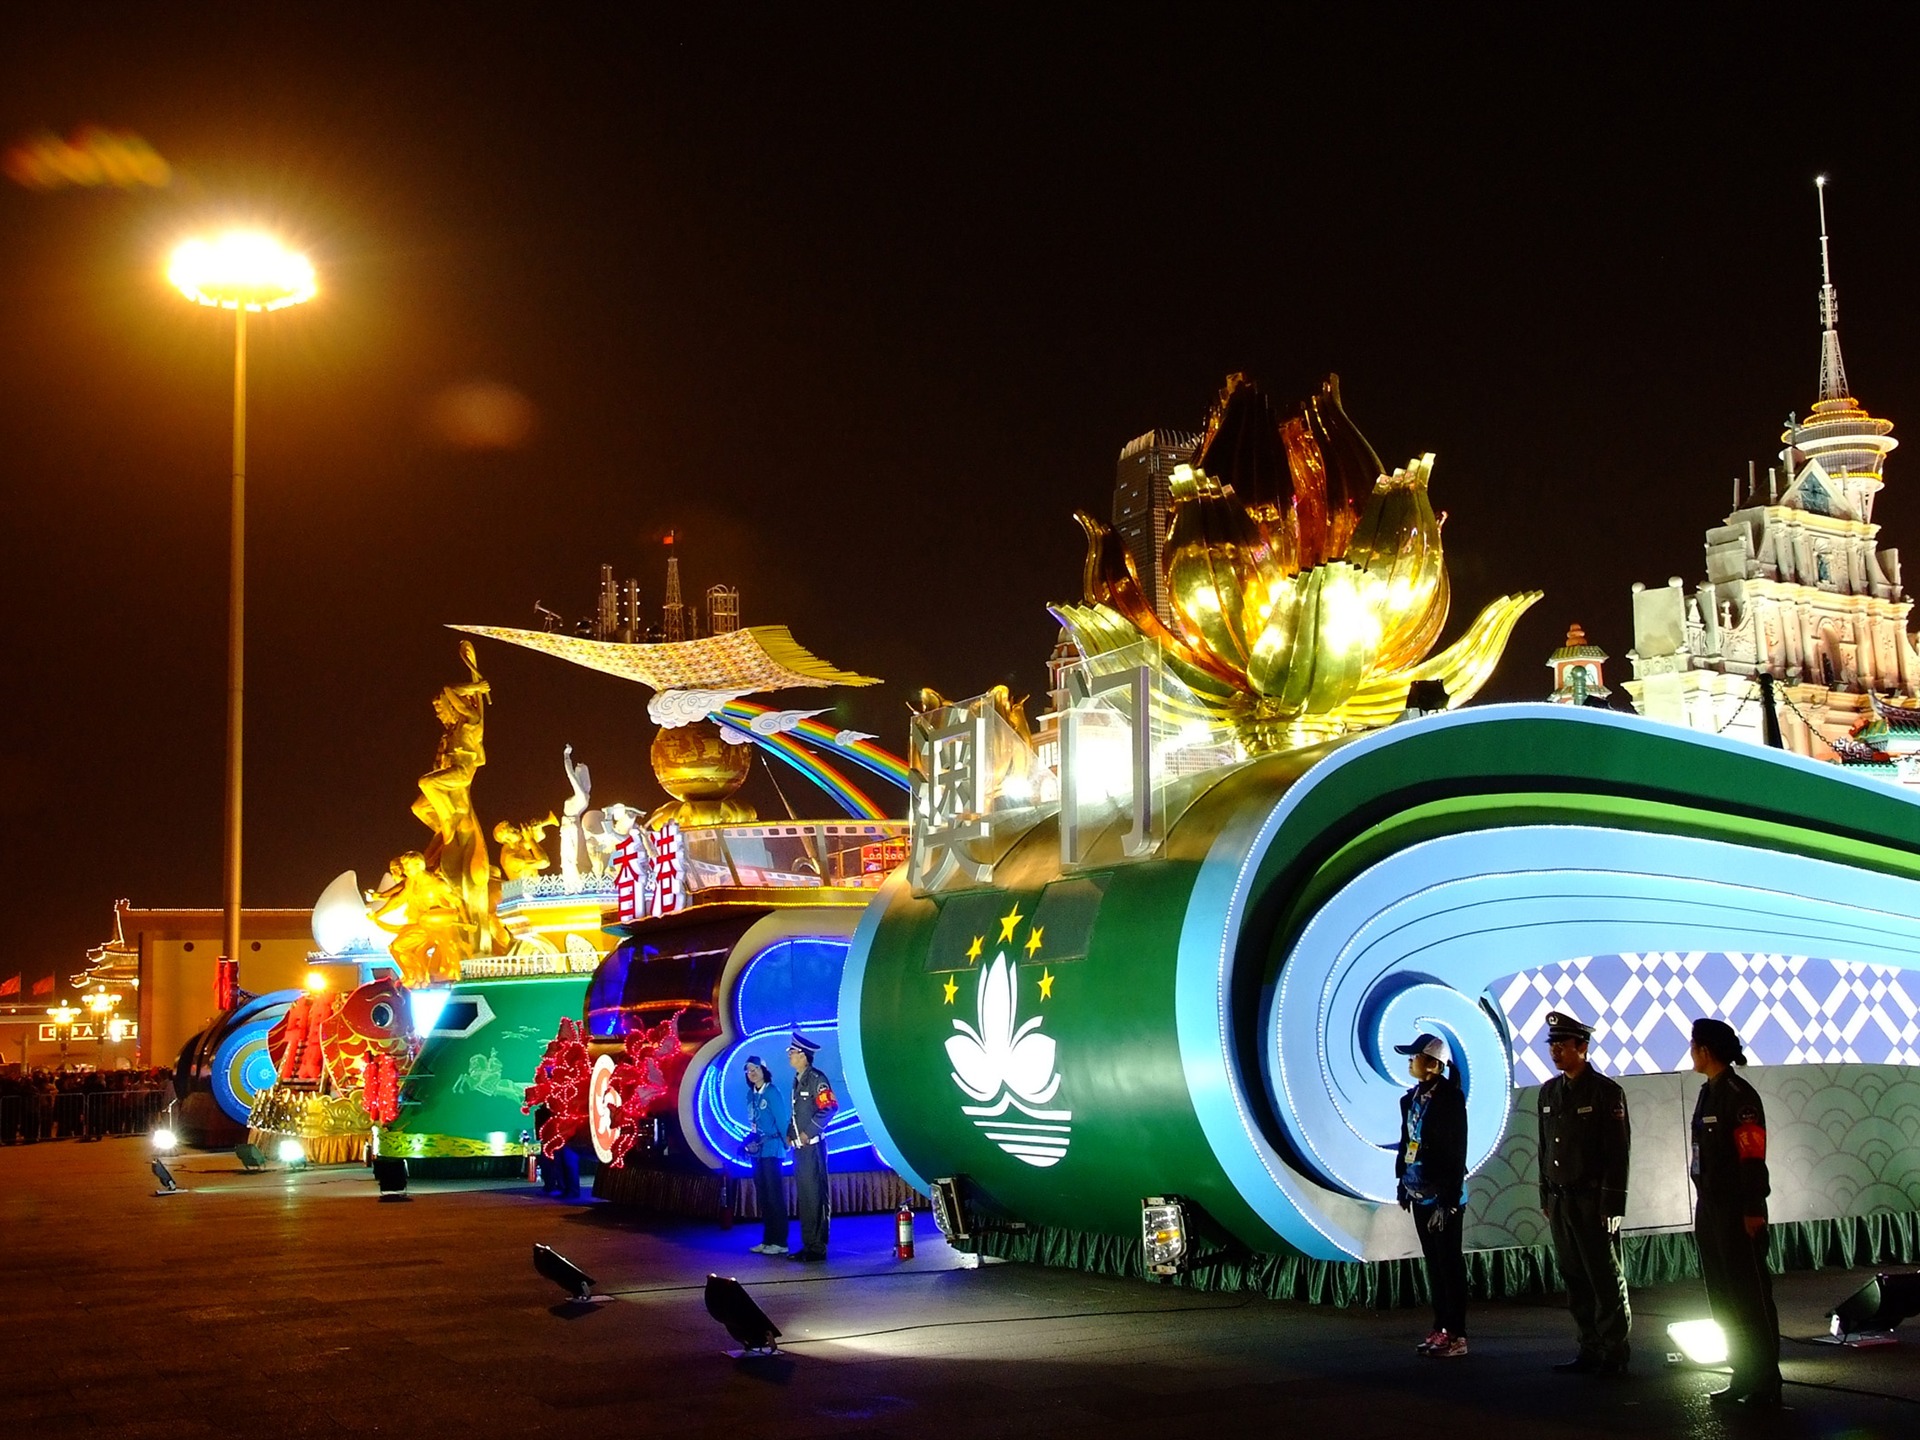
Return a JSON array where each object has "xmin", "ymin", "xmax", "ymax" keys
[
  {"xmin": 1691, "ymin": 1038, "xmax": 1780, "ymax": 1404},
  {"xmin": 1537, "ymin": 1011, "xmax": 1632, "ymax": 1372},
  {"xmin": 785, "ymin": 1033, "xmax": 838, "ymax": 1260}
]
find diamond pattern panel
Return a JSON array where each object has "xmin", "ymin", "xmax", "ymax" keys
[{"xmin": 1494, "ymin": 952, "xmax": 1920, "ymax": 1083}]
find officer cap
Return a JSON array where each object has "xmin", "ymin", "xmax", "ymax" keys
[
  {"xmin": 787, "ymin": 1032, "xmax": 820, "ymax": 1056},
  {"xmin": 1545, "ymin": 1011, "xmax": 1593, "ymax": 1043}
]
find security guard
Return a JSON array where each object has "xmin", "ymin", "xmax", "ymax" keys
[
  {"xmin": 785, "ymin": 1032, "xmax": 838, "ymax": 1261},
  {"xmin": 1689, "ymin": 1018, "xmax": 1781, "ymax": 1409},
  {"xmin": 1537, "ymin": 1010, "xmax": 1632, "ymax": 1374}
]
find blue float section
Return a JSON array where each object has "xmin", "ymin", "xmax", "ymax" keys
[
  {"xmin": 689, "ymin": 933, "xmax": 875, "ymax": 1172},
  {"xmin": 208, "ymin": 989, "xmax": 302, "ymax": 1124}
]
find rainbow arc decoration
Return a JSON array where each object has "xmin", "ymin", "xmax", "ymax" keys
[{"xmin": 842, "ymin": 705, "xmax": 1920, "ymax": 1260}]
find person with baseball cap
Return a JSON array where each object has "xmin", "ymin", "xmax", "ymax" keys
[
  {"xmin": 1689, "ymin": 1017, "xmax": 1781, "ymax": 1408},
  {"xmin": 1393, "ymin": 1031, "xmax": 1470, "ymax": 1356},
  {"xmin": 784, "ymin": 1032, "xmax": 838, "ymax": 1261},
  {"xmin": 1537, "ymin": 1010, "xmax": 1633, "ymax": 1374}
]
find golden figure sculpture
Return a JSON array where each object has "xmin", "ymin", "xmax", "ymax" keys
[
  {"xmin": 1058, "ymin": 374, "xmax": 1540, "ymax": 754},
  {"xmin": 366, "ymin": 852, "xmax": 469, "ymax": 989},
  {"xmin": 493, "ymin": 813, "xmax": 558, "ymax": 880}
]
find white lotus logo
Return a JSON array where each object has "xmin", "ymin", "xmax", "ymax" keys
[{"xmin": 946, "ymin": 952, "xmax": 1071, "ymax": 1167}]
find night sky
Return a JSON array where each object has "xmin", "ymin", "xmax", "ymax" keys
[{"xmin": 6, "ymin": 8, "xmax": 1920, "ymax": 996}]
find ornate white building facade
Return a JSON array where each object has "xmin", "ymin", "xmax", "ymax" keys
[{"xmin": 1626, "ymin": 181, "xmax": 1920, "ymax": 780}]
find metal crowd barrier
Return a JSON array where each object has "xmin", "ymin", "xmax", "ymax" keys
[{"xmin": 0, "ymin": 1089, "xmax": 171, "ymax": 1143}]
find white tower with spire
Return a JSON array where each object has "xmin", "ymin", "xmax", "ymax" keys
[{"xmin": 1627, "ymin": 179, "xmax": 1920, "ymax": 783}]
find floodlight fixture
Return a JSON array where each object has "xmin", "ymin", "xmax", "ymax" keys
[
  {"xmin": 1665, "ymin": 1318, "xmax": 1729, "ymax": 1366},
  {"xmin": 929, "ymin": 1176, "xmax": 971, "ymax": 1244},
  {"xmin": 1142, "ymin": 1195, "xmax": 1191, "ymax": 1277},
  {"xmin": 534, "ymin": 1243, "xmax": 598, "ymax": 1303},
  {"xmin": 1828, "ymin": 1272, "xmax": 1920, "ymax": 1345},
  {"xmin": 168, "ymin": 232, "xmax": 316, "ymax": 312},
  {"xmin": 234, "ymin": 1142, "xmax": 267, "ymax": 1172},
  {"xmin": 151, "ymin": 1159, "xmax": 182, "ymax": 1196},
  {"xmin": 704, "ymin": 1274, "xmax": 781, "ymax": 1355},
  {"xmin": 372, "ymin": 1156, "xmax": 410, "ymax": 1201},
  {"xmin": 277, "ymin": 1139, "xmax": 307, "ymax": 1167},
  {"xmin": 151, "ymin": 1127, "xmax": 177, "ymax": 1152}
]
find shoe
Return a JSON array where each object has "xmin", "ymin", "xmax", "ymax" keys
[
  {"xmin": 785, "ymin": 1249, "xmax": 825, "ymax": 1263},
  {"xmin": 1416, "ymin": 1329, "xmax": 1448, "ymax": 1354},
  {"xmin": 1433, "ymin": 1335, "xmax": 1468, "ymax": 1357},
  {"xmin": 1738, "ymin": 1389, "xmax": 1784, "ymax": 1410},
  {"xmin": 1707, "ymin": 1387, "xmax": 1748, "ymax": 1408},
  {"xmin": 1598, "ymin": 1348, "xmax": 1630, "ymax": 1377},
  {"xmin": 1552, "ymin": 1354, "xmax": 1598, "ymax": 1374}
]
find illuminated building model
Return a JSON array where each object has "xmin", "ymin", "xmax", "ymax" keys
[
  {"xmin": 1627, "ymin": 179, "xmax": 1920, "ymax": 779},
  {"xmin": 1546, "ymin": 623, "xmax": 1610, "ymax": 705}
]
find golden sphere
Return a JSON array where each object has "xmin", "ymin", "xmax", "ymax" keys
[{"xmin": 650, "ymin": 720, "xmax": 752, "ymax": 801}]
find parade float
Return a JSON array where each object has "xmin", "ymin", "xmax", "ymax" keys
[{"xmin": 840, "ymin": 371, "xmax": 1920, "ymax": 1300}]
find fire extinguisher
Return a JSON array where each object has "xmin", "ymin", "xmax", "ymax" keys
[{"xmin": 895, "ymin": 1202, "xmax": 915, "ymax": 1260}]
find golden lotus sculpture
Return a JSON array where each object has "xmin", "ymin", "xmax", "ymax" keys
[{"xmin": 1059, "ymin": 374, "xmax": 1540, "ymax": 753}]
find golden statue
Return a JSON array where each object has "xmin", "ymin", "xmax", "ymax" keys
[
  {"xmin": 366, "ymin": 852, "xmax": 468, "ymax": 989},
  {"xmin": 371, "ymin": 641, "xmax": 511, "ymax": 982},
  {"xmin": 493, "ymin": 813, "xmax": 558, "ymax": 880},
  {"xmin": 1058, "ymin": 374, "xmax": 1539, "ymax": 754}
]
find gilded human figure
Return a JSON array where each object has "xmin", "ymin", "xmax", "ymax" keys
[
  {"xmin": 494, "ymin": 813, "xmax": 558, "ymax": 880},
  {"xmin": 366, "ymin": 852, "xmax": 468, "ymax": 988}
]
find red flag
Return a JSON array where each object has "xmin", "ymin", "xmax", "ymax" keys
[
  {"xmin": 0, "ymin": 974, "xmax": 18, "ymax": 997},
  {"xmin": 31, "ymin": 974, "xmax": 54, "ymax": 996}
]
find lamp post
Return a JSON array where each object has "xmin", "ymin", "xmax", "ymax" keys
[
  {"xmin": 166, "ymin": 234, "xmax": 317, "ymax": 993},
  {"xmin": 84, "ymin": 988, "xmax": 122, "ymax": 1067},
  {"xmin": 46, "ymin": 1002, "xmax": 79, "ymax": 1070}
]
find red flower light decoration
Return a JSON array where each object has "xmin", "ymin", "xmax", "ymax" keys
[{"xmin": 523, "ymin": 1017, "xmax": 591, "ymax": 1158}]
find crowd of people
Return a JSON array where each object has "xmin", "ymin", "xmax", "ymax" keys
[{"xmin": 0, "ymin": 1067, "xmax": 175, "ymax": 1144}]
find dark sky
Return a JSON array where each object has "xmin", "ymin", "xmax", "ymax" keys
[{"xmin": 6, "ymin": 7, "xmax": 1920, "ymax": 994}]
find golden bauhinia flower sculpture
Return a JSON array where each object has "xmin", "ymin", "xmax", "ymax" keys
[{"xmin": 1056, "ymin": 374, "xmax": 1540, "ymax": 754}]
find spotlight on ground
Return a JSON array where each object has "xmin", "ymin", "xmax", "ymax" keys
[
  {"xmin": 929, "ymin": 1175, "xmax": 971, "ymax": 1244},
  {"xmin": 1142, "ymin": 1195, "xmax": 1191, "ymax": 1278},
  {"xmin": 1828, "ymin": 1272, "xmax": 1920, "ymax": 1345},
  {"xmin": 151, "ymin": 1159, "xmax": 182, "ymax": 1197},
  {"xmin": 705, "ymin": 1274, "xmax": 781, "ymax": 1356},
  {"xmin": 151, "ymin": 1127, "xmax": 177, "ymax": 1152},
  {"xmin": 1665, "ymin": 1319, "xmax": 1729, "ymax": 1366},
  {"xmin": 234, "ymin": 1142, "xmax": 267, "ymax": 1172},
  {"xmin": 372, "ymin": 1156, "xmax": 410, "ymax": 1202},
  {"xmin": 277, "ymin": 1139, "xmax": 307, "ymax": 1168},
  {"xmin": 534, "ymin": 1243, "xmax": 598, "ymax": 1303}
]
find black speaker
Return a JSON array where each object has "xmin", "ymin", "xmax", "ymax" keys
[
  {"xmin": 704, "ymin": 1274, "xmax": 781, "ymax": 1355},
  {"xmin": 151, "ymin": 1159, "xmax": 182, "ymax": 1196}
]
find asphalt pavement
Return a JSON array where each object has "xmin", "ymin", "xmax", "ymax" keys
[{"xmin": 3, "ymin": 1139, "xmax": 1917, "ymax": 1438}]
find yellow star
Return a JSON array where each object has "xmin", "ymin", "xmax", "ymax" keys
[
  {"xmin": 965, "ymin": 935, "xmax": 983, "ymax": 964},
  {"xmin": 1037, "ymin": 968, "xmax": 1055, "ymax": 1000},
  {"xmin": 1024, "ymin": 926, "xmax": 1044, "ymax": 958},
  {"xmin": 941, "ymin": 975, "xmax": 958, "ymax": 1005},
  {"xmin": 997, "ymin": 903, "xmax": 1024, "ymax": 944}
]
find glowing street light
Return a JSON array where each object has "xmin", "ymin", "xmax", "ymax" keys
[
  {"xmin": 84, "ymin": 987, "xmax": 122, "ymax": 1064},
  {"xmin": 166, "ymin": 231, "xmax": 316, "ymax": 994},
  {"xmin": 46, "ymin": 1002, "xmax": 79, "ymax": 1069}
]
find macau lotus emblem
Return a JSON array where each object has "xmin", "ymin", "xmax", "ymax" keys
[{"xmin": 946, "ymin": 953, "xmax": 1071, "ymax": 1168}]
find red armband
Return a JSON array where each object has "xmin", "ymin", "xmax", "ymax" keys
[
  {"xmin": 815, "ymin": 1085, "xmax": 836, "ymax": 1112},
  {"xmin": 1733, "ymin": 1120, "xmax": 1766, "ymax": 1160}
]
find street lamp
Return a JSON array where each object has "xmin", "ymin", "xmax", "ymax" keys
[
  {"xmin": 84, "ymin": 988, "xmax": 122, "ymax": 1066},
  {"xmin": 47, "ymin": 1002, "xmax": 79, "ymax": 1070},
  {"xmin": 166, "ymin": 232, "xmax": 317, "ymax": 994}
]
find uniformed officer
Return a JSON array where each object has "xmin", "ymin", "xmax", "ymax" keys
[
  {"xmin": 785, "ymin": 1032, "xmax": 838, "ymax": 1261},
  {"xmin": 1537, "ymin": 1010, "xmax": 1632, "ymax": 1374},
  {"xmin": 1689, "ymin": 1018, "xmax": 1781, "ymax": 1409}
]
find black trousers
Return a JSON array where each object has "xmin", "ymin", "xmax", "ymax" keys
[
  {"xmin": 1414, "ymin": 1202, "xmax": 1468, "ymax": 1336},
  {"xmin": 753, "ymin": 1155, "xmax": 788, "ymax": 1248},
  {"xmin": 1548, "ymin": 1188, "xmax": 1632, "ymax": 1357},
  {"xmin": 793, "ymin": 1140, "xmax": 829, "ymax": 1255},
  {"xmin": 1695, "ymin": 1206, "xmax": 1780, "ymax": 1397}
]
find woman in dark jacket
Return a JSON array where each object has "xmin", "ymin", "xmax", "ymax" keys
[
  {"xmin": 743, "ymin": 1056, "xmax": 790, "ymax": 1254},
  {"xmin": 1395, "ymin": 1031, "xmax": 1470, "ymax": 1356}
]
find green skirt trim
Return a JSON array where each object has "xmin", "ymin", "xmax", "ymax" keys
[{"xmin": 967, "ymin": 1211, "xmax": 1920, "ymax": 1307}]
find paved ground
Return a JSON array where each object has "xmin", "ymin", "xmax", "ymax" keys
[{"xmin": 3, "ymin": 1140, "xmax": 1918, "ymax": 1438}]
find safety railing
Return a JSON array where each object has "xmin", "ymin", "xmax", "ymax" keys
[{"xmin": 0, "ymin": 1089, "xmax": 172, "ymax": 1143}]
